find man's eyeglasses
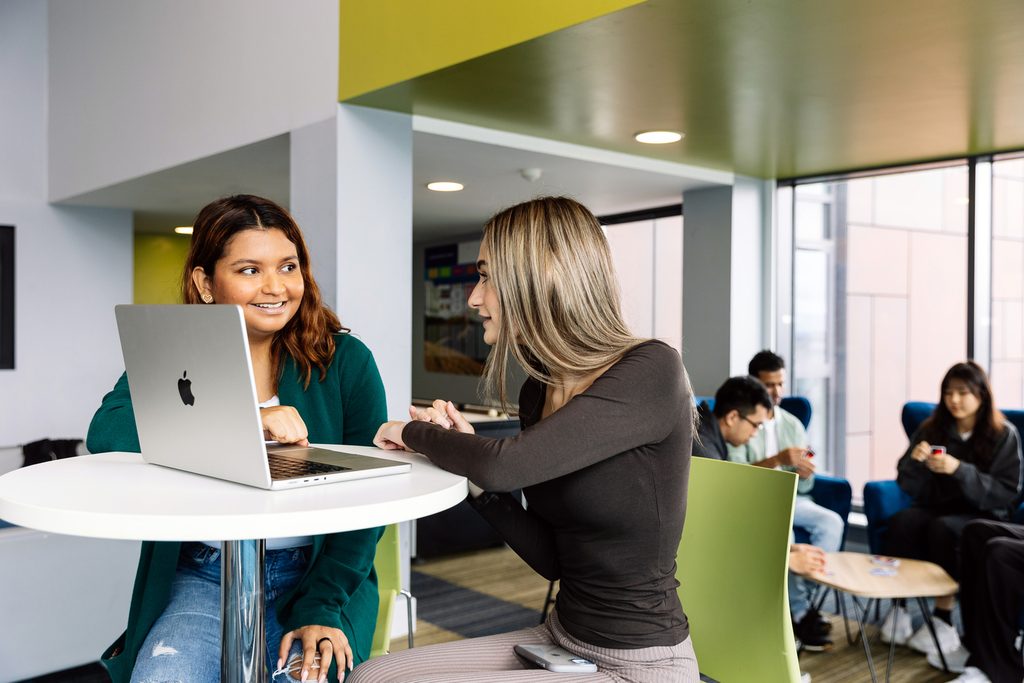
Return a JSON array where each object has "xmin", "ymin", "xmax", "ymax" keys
[{"xmin": 742, "ymin": 416, "xmax": 765, "ymax": 431}]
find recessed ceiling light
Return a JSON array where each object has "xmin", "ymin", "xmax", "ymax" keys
[
  {"xmin": 634, "ymin": 130, "xmax": 684, "ymax": 144},
  {"xmin": 174, "ymin": 226, "xmax": 193, "ymax": 235},
  {"xmin": 427, "ymin": 181, "xmax": 464, "ymax": 192}
]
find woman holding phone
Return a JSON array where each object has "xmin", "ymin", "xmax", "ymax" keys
[
  {"xmin": 882, "ymin": 361, "xmax": 1022, "ymax": 658},
  {"xmin": 355, "ymin": 196, "xmax": 699, "ymax": 682}
]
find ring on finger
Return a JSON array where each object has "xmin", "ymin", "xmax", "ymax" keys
[{"xmin": 316, "ymin": 637, "xmax": 332, "ymax": 652}]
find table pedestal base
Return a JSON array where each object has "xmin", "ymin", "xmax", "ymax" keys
[{"xmin": 222, "ymin": 539, "xmax": 267, "ymax": 683}]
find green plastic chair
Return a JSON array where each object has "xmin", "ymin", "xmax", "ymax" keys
[
  {"xmin": 370, "ymin": 524, "xmax": 414, "ymax": 658},
  {"xmin": 677, "ymin": 457, "xmax": 801, "ymax": 683}
]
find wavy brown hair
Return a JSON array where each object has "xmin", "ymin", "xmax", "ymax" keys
[
  {"xmin": 480, "ymin": 196, "xmax": 646, "ymax": 409},
  {"xmin": 181, "ymin": 194, "xmax": 344, "ymax": 387},
  {"xmin": 920, "ymin": 360, "xmax": 1006, "ymax": 470}
]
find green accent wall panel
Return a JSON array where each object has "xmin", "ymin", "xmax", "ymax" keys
[{"xmin": 134, "ymin": 234, "xmax": 191, "ymax": 305}]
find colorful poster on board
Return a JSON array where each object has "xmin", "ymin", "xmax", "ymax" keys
[{"xmin": 424, "ymin": 241, "xmax": 487, "ymax": 375}]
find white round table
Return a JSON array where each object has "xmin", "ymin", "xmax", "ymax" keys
[{"xmin": 0, "ymin": 445, "xmax": 467, "ymax": 682}]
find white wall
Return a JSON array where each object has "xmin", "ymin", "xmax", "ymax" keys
[
  {"xmin": 0, "ymin": 0, "xmax": 134, "ymax": 446},
  {"xmin": 605, "ymin": 214, "xmax": 683, "ymax": 354},
  {"xmin": 48, "ymin": 0, "xmax": 339, "ymax": 202},
  {"xmin": 0, "ymin": 0, "xmax": 47, "ymax": 203}
]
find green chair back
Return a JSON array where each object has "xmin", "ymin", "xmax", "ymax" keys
[
  {"xmin": 677, "ymin": 457, "xmax": 800, "ymax": 683},
  {"xmin": 371, "ymin": 523, "xmax": 402, "ymax": 658}
]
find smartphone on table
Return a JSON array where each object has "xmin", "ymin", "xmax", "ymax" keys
[{"xmin": 514, "ymin": 644, "xmax": 598, "ymax": 673}]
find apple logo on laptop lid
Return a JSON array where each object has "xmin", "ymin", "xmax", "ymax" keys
[{"xmin": 178, "ymin": 370, "xmax": 195, "ymax": 406}]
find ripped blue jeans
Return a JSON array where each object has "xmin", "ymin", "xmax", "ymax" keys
[{"xmin": 130, "ymin": 542, "xmax": 310, "ymax": 683}]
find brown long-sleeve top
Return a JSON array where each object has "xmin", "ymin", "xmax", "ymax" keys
[{"xmin": 402, "ymin": 340, "xmax": 692, "ymax": 649}]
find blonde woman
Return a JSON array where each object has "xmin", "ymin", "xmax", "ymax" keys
[{"xmin": 361, "ymin": 197, "xmax": 699, "ymax": 682}]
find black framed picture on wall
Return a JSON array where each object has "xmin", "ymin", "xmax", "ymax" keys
[{"xmin": 0, "ymin": 225, "xmax": 13, "ymax": 369}]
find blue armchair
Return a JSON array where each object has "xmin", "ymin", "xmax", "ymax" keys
[
  {"xmin": 696, "ymin": 395, "xmax": 853, "ymax": 548},
  {"xmin": 862, "ymin": 402, "xmax": 1024, "ymax": 554},
  {"xmin": 779, "ymin": 398, "xmax": 853, "ymax": 549}
]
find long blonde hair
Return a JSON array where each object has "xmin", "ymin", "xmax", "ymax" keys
[{"xmin": 481, "ymin": 196, "xmax": 644, "ymax": 408}]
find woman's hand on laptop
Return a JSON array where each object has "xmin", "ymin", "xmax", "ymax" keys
[{"xmin": 260, "ymin": 406, "xmax": 310, "ymax": 446}]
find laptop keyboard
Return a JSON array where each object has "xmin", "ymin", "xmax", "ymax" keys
[{"xmin": 268, "ymin": 452, "xmax": 351, "ymax": 480}]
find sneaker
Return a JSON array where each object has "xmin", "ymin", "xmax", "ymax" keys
[
  {"xmin": 879, "ymin": 605, "xmax": 913, "ymax": 645},
  {"xmin": 907, "ymin": 617, "xmax": 961, "ymax": 655},
  {"xmin": 794, "ymin": 615, "xmax": 834, "ymax": 652},
  {"xmin": 799, "ymin": 607, "xmax": 833, "ymax": 635},
  {"xmin": 800, "ymin": 673, "xmax": 812, "ymax": 683},
  {"xmin": 926, "ymin": 644, "xmax": 969, "ymax": 673},
  {"xmin": 950, "ymin": 667, "xmax": 992, "ymax": 683}
]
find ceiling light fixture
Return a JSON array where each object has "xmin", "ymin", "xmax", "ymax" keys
[
  {"xmin": 174, "ymin": 226, "xmax": 194, "ymax": 235},
  {"xmin": 427, "ymin": 181, "xmax": 464, "ymax": 192},
  {"xmin": 634, "ymin": 130, "xmax": 684, "ymax": 144}
]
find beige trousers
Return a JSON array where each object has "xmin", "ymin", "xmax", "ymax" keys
[{"xmin": 347, "ymin": 611, "xmax": 700, "ymax": 683}]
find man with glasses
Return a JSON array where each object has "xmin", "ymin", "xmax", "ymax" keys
[
  {"xmin": 727, "ymin": 350, "xmax": 844, "ymax": 652},
  {"xmin": 692, "ymin": 375, "xmax": 772, "ymax": 461}
]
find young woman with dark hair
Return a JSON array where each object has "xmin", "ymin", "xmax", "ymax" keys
[
  {"xmin": 882, "ymin": 361, "xmax": 1022, "ymax": 659},
  {"xmin": 88, "ymin": 195, "xmax": 387, "ymax": 683},
  {"xmin": 358, "ymin": 197, "xmax": 698, "ymax": 682}
]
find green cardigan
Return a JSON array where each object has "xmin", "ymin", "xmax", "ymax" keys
[{"xmin": 86, "ymin": 333, "xmax": 388, "ymax": 683}]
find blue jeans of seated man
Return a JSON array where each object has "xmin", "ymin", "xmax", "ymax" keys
[
  {"xmin": 790, "ymin": 494, "xmax": 844, "ymax": 619},
  {"xmin": 130, "ymin": 543, "xmax": 310, "ymax": 683}
]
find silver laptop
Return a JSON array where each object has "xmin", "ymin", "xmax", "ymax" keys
[{"xmin": 114, "ymin": 304, "xmax": 410, "ymax": 490}]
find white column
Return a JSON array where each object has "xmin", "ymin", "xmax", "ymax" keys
[
  {"xmin": 335, "ymin": 104, "xmax": 413, "ymax": 421},
  {"xmin": 289, "ymin": 104, "xmax": 415, "ymax": 627},
  {"xmin": 290, "ymin": 104, "xmax": 413, "ymax": 422},
  {"xmin": 290, "ymin": 117, "xmax": 340, "ymax": 310},
  {"xmin": 682, "ymin": 177, "xmax": 771, "ymax": 395},
  {"xmin": 729, "ymin": 176, "xmax": 772, "ymax": 375}
]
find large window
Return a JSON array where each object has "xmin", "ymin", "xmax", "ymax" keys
[
  {"xmin": 779, "ymin": 164, "xmax": 975, "ymax": 497},
  {"xmin": 990, "ymin": 156, "xmax": 1024, "ymax": 408},
  {"xmin": 791, "ymin": 184, "xmax": 841, "ymax": 469}
]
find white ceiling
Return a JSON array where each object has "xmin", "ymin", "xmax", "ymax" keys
[
  {"xmin": 412, "ymin": 130, "xmax": 723, "ymax": 241},
  {"xmin": 62, "ymin": 134, "xmax": 291, "ymax": 234},
  {"xmin": 59, "ymin": 123, "xmax": 731, "ymax": 240}
]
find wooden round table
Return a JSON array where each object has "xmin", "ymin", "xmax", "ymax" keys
[{"xmin": 806, "ymin": 551, "xmax": 958, "ymax": 683}]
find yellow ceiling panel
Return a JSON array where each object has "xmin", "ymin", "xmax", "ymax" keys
[
  {"xmin": 338, "ymin": 0, "xmax": 645, "ymax": 101},
  {"xmin": 341, "ymin": 0, "xmax": 1024, "ymax": 179}
]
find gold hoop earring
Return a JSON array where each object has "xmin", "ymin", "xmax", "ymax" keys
[{"xmin": 201, "ymin": 293, "xmax": 213, "ymax": 304}]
